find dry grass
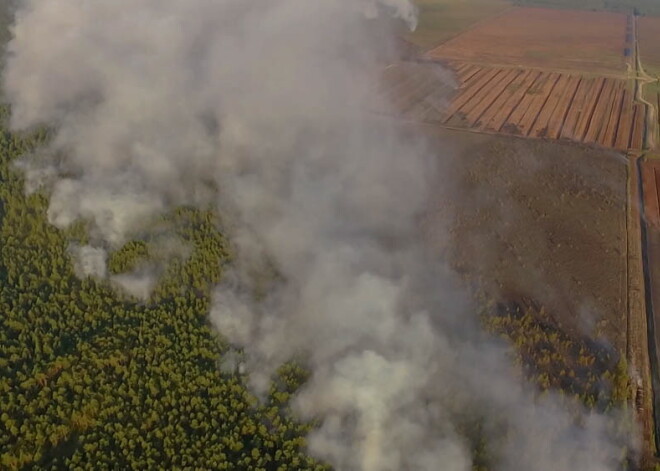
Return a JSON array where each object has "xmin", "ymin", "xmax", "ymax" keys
[{"xmin": 404, "ymin": 0, "xmax": 512, "ymax": 50}]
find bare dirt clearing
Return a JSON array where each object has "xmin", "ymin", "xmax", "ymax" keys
[{"xmin": 425, "ymin": 7, "xmax": 629, "ymax": 75}]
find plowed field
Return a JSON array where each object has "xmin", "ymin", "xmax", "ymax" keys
[
  {"xmin": 381, "ymin": 62, "xmax": 646, "ymax": 152},
  {"xmin": 425, "ymin": 7, "xmax": 629, "ymax": 75},
  {"xmin": 639, "ymin": 16, "xmax": 660, "ymax": 75}
]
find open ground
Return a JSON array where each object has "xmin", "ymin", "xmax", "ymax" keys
[
  {"xmin": 638, "ymin": 16, "xmax": 660, "ymax": 77},
  {"xmin": 425, "ymin": 7, "xmax": 630, "ymax": 76},
  {"xmin": 380, "ymin": 62, "xmax": 646, "ymax": 151},
  {"xmin": 403, "ymin": 0, "xmax": 512, "ymax": 49}
]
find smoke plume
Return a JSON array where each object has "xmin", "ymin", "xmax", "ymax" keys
[{"xmin": 4, "ymin": 0, "xmax": 631, "ymax": 469}]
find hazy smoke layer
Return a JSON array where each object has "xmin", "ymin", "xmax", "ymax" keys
[{"xmin": 4, "ymin": 0, "xmax": 628, "ymax": 470}]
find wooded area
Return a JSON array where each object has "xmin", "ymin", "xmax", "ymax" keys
[{"xmin": 0, "ymin": 106, "xmax": 329, "ymax": 470}]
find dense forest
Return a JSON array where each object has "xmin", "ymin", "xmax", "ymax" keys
[{"xmin": 0, "ymin": 106, "xmax": 330, "ymax": 470}]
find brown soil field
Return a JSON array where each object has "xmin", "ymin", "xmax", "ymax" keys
[
  {"xmin": 445, "ymin": 64, "xmax": 638, "ymax": 150},
  {"xmin": 380, "ymin": 62, "xmax": 644, "ymax": 151},
  {"xmin": 614, "ymin": 89, "xmax": 634, "ymax": 151},
  {"xmin": 423, "ymin": 130, "xmax": 628, "ymax": 351},
  {"xmin": 425, "ymin": 7, "xmax": 628, "ymax": 75},
  {"xmin": 631, "ymin": 104, "xmax": 647, "ymax": 151},
  {"xmin": 377, "ymin": 62, "xmax": 456, "ymax": 121},
  {"xmin": 639, "ymin": 17, "xmax": 660, "ymax": 76}
]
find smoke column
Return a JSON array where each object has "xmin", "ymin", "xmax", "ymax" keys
[{"xmin": 4, "ymin": 0, "xmax": 630, "ymax": 469}]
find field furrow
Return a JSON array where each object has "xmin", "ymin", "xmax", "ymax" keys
[
  {"xmin": 530, "ymin": 74, "xmax": 570, "ymax": 138},
  {"xmin": 380, "ymin": 61, "xmax": 640, "ymax": 152},
  {"xmin": 463, "ymin": 69, "xmax": 522, "ymax": 126},
  {"xmin": 574, "ymin": 77, "xmax": 606, "ymax": 141},
  {"xmin": 454, "ymin": 62, "xmax": 470, "ymax": 74},
  {"xmin": 443, "ymin": 67, "xmax": 502, "ymax": 123},
  {"xmin": 546, "ymin": 76, "xmax": 581, "ymax": 139},
  {"xmin": 486, "ymin": 71, "xmax": 542, "ymax": 132},
  {"xmin": 631, "ymin": 104, "xmax": 646, "ymax": 151},
  {"xmin": 457, "ymin": 64, "xmax": 479, "ymax": 82},
  {"xmin": 614, "ymin": 88, "xmax": 634, "ymax": 151},
  {"xmin": 561, "ymin": 79, "xmax": 595, "ymax": 140},
  {"xmin": 502, "ymin": 73, "xmax": 551, "ymax": 134},
  {"xmin": 598, "ymin": 82, "xmax": 625, "ymax": 148},
  {"xmin": 584, "ymin": 79, "xmax": 616, "ymax": 144},
  {"xmin": 514, "ymin": 73, "xmax": 561, "ymax": 137},
  {"xmin": 461, "ymin": 65, "xmax": 484, "ymax": 86}
]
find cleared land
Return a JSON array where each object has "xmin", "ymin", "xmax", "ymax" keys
[
  {"xmin": 639, "ymin": 17, "xmax": 660, "ymax": 76},
  {"xmin": 404, "ymin": 0, "xmax": 512, "ymax": 49},
  {"xmin": 425, "ymin": 7, "xmax": 629, "ymax": 75},
  {"xmin": 637, "ymin": 17, "xmax": 660, "ymax": 77},
  {"xmin": 382, "ymin": 62, "xmax": 645, "ymax": 151},
  {"xmin": 378, "ymin": 61, "xmax": 457, "ymax": 121}
]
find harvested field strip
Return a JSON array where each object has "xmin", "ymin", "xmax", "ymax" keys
[
  {"xmin": 546, "ymin": 76, "xmax": 582, "ymax": 139},
  {"xmin": 477, "ymin": 69, "xmax": 534, "ymax": 131},
  {"xmin": 631, "ymin": 104, "xmax": 646, "ymax": 151},
  {"xmin": 461, "ymin": 65, "xmax": 484, "ymax": 86},
  {"xmin": 456, "ymin": 69, "xmax": 512, "ymax": 120},
  {"xmin": 457, "ymin": 64, "xmax": 478, "ymax": 82},
  {"xmin": 561, "ymin": 79, "xmax": 595, "ymax": 141},
  {"xmin": 574, "ymin": 77, "xmax": 606, "ymax": 141},
  {"xmin": 390, "ymin": 73, "xmax": 440, "ymax": 111},
  {"xmin": 584, "ymin": 79, "xmax": 617, "ymax": 144},
  {"xmin": 516, "ymin": 73, "xmax": 561, "ymax": 137},
  {"xmin": 529, "ymin": 74, "xmax": 570, "ymax": 138},
  {"xmin": 486, "ymin": 70, "xmax": 542, "ymax": 132},
  {"xmin": 443, "ymin": 68, "xmax": 502, "ymax": 122},
  {"xmin": 379, "ymin": 62, "xmax": 643, "ymax": 151},
  {"xmin": 502, "ymin": 73, "xmax": 552, "ymax": 134},
  {"xmin": 468, "ymin": 69, "xmax": 524, "ymax": 128},
  {"xmin": 461, "ymin": 69, "xmax": 522, "ymax": 126},
  {"xmin": 599, "ymin": 83, "xmax": 625, "ymax": 148},
  {"xmin": 457, "ymin": 66, "xmax": 492, "ymax": 91},
  {"xmin": 454, "ymin": 62, "xmax": 470, "ymax": 74},
  {"xmin": 615, "ymin": 89, "xmax": 634, "ymax": 151}
]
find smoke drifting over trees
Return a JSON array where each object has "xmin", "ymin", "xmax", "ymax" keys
[{"xmin": 3, "ymin": 0, "xmax": 632, "ymax": 469}]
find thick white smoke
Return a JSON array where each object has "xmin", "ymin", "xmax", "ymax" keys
[{"xmin": 4, "ymin": 0, "xmax": 631, "ymax": 470}]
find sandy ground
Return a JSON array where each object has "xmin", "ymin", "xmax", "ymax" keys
[{"xmin": 422, "ymin": 130, "xmax": 628, "ymax": 351}]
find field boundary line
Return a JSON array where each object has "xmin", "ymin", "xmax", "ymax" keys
[{"xmin": 420, "ymin": 5, "xmax": 518, "ymax": 53}]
